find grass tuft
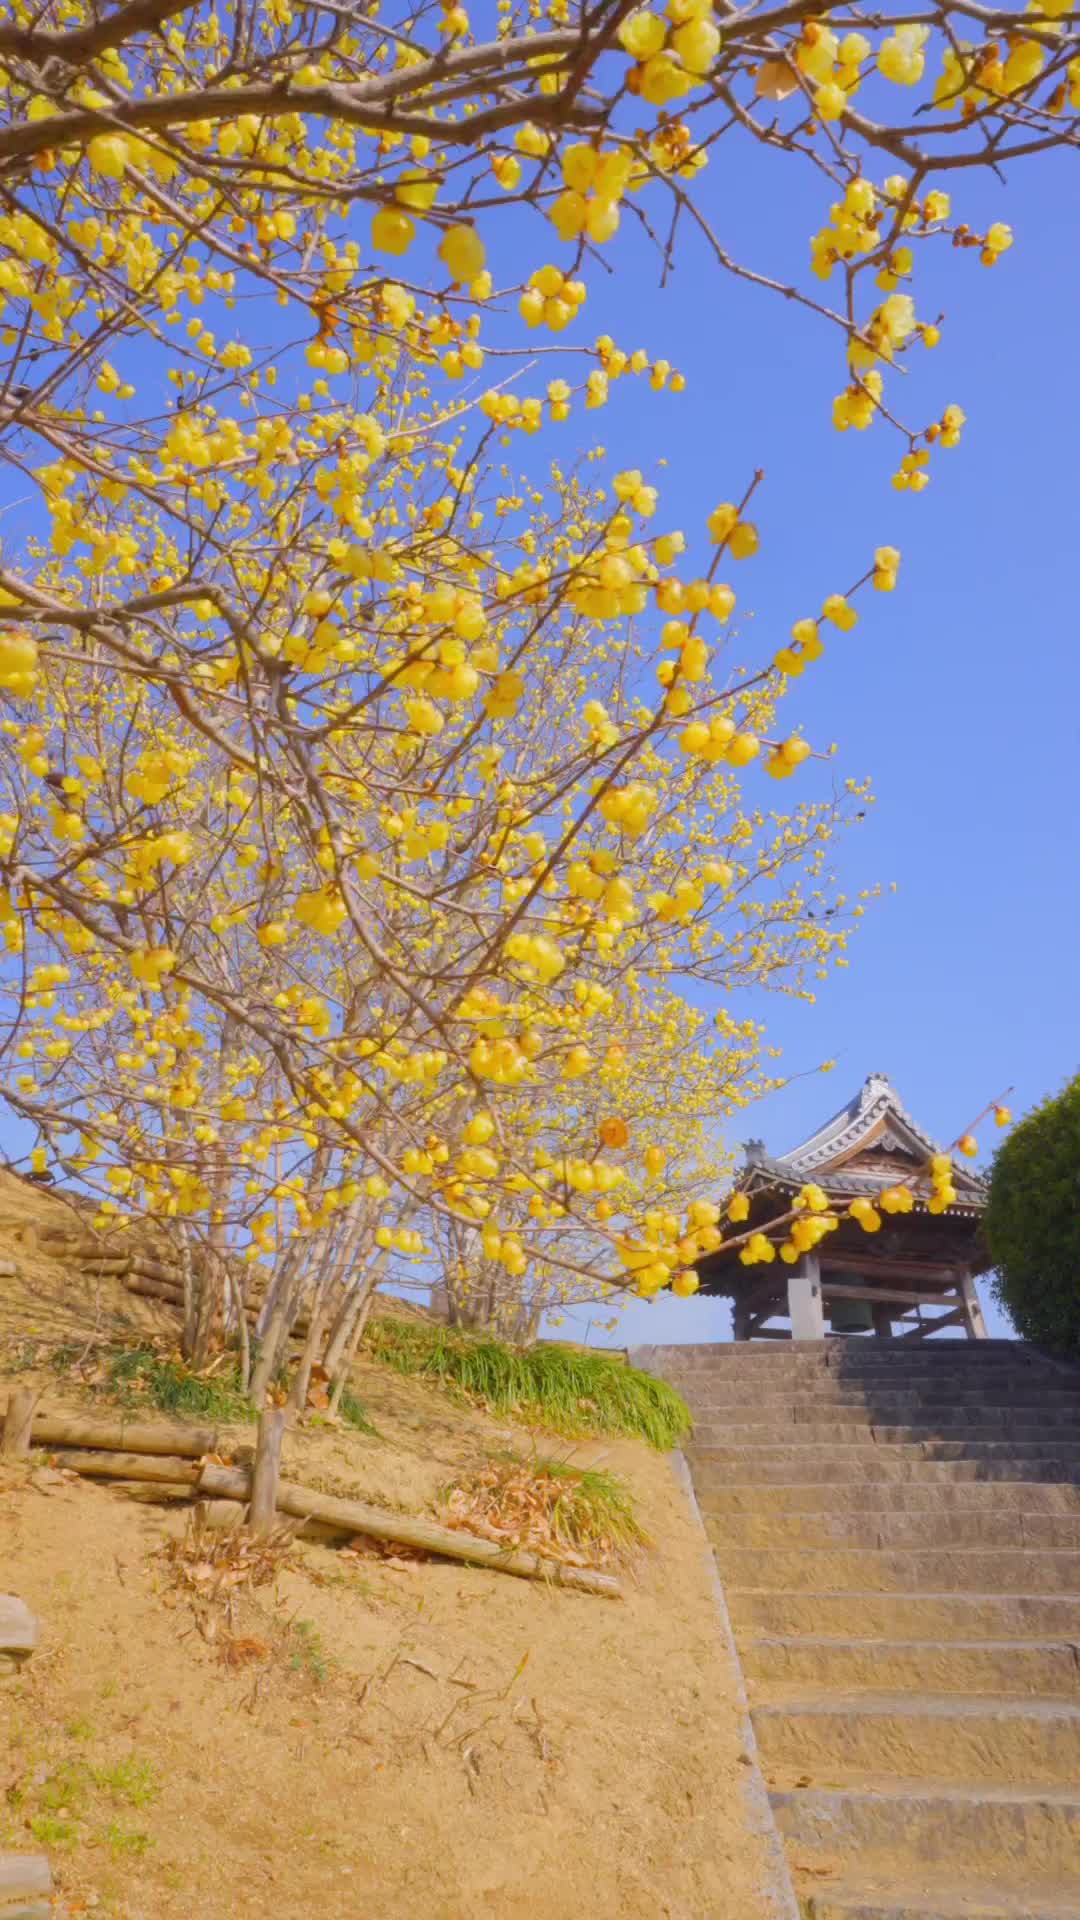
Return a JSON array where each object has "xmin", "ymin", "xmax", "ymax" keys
[
  {"xmin": 94, "ymin": 1755, "xmax": 159, "ymax": 1809},
  {"xmin": 288, "ymin": 1617, "xmax": 329, "ymax": 1685},
  {"xmin": 104, "ymin": 1345, "xmax": 255, "ymax": 1423},
  {"xmin": 335, "ymin": 1385, "xmax": 379, "ymax": 1436},
  {"xmin": 104, "ymin": 1821, "xmax": 153, "ymax": 1859},
  {"xmin": 364, "ymin": 1318, "xmax": 689, "ymax": 1449}
]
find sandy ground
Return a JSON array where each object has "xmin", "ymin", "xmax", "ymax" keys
[{"xmin": 0, "ymin": 1173, "xmax": 777, "ymax": 1920}]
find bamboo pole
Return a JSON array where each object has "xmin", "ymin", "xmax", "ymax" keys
[
  {"xmin": 1, "ymin": 1390, "xmax": 39, "ymax": 1459},
  {"xmin": 248, "ymin": 1408, "xmax": 285, "ymax": 1534},
  {"xmin": 198, "ymin": 1463, "xmax": 622, "ymax": 1598},
  {"xmin": 47, "ymin": 1450, "xmax": 202, "ymax": 1486}
]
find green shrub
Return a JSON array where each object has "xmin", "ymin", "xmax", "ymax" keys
[{"xmin": 985, "ymin": 1072, "xmax": 1080, "ymax": 1356}]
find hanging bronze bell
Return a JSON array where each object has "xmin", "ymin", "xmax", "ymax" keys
[{"xmin": 828, "ymin": 1296, "xmax": 874, "ymax": 1335}]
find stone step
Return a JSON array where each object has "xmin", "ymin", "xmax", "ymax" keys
[
  {"xmin": 690, "ymin": 1454, "xmax": 1080, "ymax": 1490},
  {"xmin": 692, "ymin": 1457, "xmax": 1080, "ymax": 1489},
  {"xmin": 801, "ymin": 1880, "xmax": 1080, "ymax": 1919},
  {"xmin": 706, "ymin": 1511, "xmax": 1080, "ymax": 1551},
  {"xmin": 681, "ymin": 1395, "xmax": 1080, "ymax": 1421},
  {"xmin": 663, "ymin": 1359, "xmax": 1041, "ymax": 1385},
  {"xmin": 691, "ymin": 1420, "xmax": 1080, "ymax": 1447},
  {"xmin": 743, "ymin": 1635, "xmax": 1080, "ymax": 1698},
  {"xmin": 769, "ymin": 1783, "xmax": 1080, "ymax": 1889},
  {"xmin": 755, "ymin": 1691, "xmax": 1080, "ymax": 1788},
  {"xmin": 687, "ymin": 1443, "xmax": 1080, "ymax": 1466},
  {"xmin": 647, "ymin": 1338, "xmax": 1026, "ymax": 1363},
  {"xmin": 727, "ymin": 1590, "xmax": 1080, "ymax": 1643},
  {"xmin": 667, "ymin": 1367, "xmax": 1043, "ymax": 1396},
  {"xmin": 710, "ymin": 1545, "xmax": 1080, "ymax": 1594},
  {"xmin": 699, "ymin": 1481, "xmax": 1080, "ymax": 1516},
  {"xmin": 687, "ymin": 1443, "xmax": 1080, "ymax": 1481},
  {"xmin": 675, "ymin": 1370, "xmax": 1076, "ymax": 1394}
]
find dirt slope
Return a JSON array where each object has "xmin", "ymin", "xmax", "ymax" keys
[{"xmin": 0, "ymin": 1172, "xmax": 778, "ymax": 1920}]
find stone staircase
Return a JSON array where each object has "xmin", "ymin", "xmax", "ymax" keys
[{"xmin": 643, "ymin": 1338, "xmax": 1080, "ymax": 1920}]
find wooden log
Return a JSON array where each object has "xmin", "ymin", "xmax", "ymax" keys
[
  {"xmin": 125, "ymin": 1275, "xmax": 184, "ymax": 1306},
  {"xmin": 198, "ymin": 1463, "xmax": 622, "ymax": 1598},
  {"xmin": 37, "ymin": 1233, "xmax": 108, "ymax": 1253},
  {"xmin": 27, "ymin": 1412, "xmax": 219, "ymax": 1457},
  {"xmin": 194, "ymin": 1497, "xmax": 247, "ymax": 1533},
  {"xmin": 129, "ymin": 1255, "xmax": 181, "ymax": 1285},
  {"xmin": 1, "ymin": 1391, "xmax": 39, "ymax": 1460},
  {"xmin": 0, "ymin": 1258, "xmax": 17, "ymax": 1278},
  {"xmin": 187, "ymin": 1499, "xmax": 332, "ymax": 1542},
  {"xmin": 0, "ymin": 1595, "xmax": 38, "ymax": 1667},
  {"xmin": 248, "ymin": 1408, "xmax": 285, "ymax": 1535},
  {"xmin": 47, "ymin": 1450, "xmax": 202, "ymax": 1487},
  {"xmin": 0, "ymin": 1853, "xmax": 52, "ymax": 1919},
  {"xmin": 124, "ymin": 1274, "xmax": 306, "ymax": 1334}
]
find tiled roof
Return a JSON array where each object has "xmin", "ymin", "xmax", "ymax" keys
[{"xmin": 740, "ymin": 1072, "xmax": 987, "ymax": 1212}]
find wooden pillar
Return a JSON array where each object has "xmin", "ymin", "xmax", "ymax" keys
[
  {"xmin": 958, "ymin": 1268, "xmax": 988, "ymax": 1341},
  {"xmin": 732, "ymin": 1300, "xmax": 750, "ymax": 1342},
  {"xmin": 787, "ymin": 1254, "xmax": 824, "ymax": 1341},
  {"xmin": 872, "ymin": 1303, "xmax": 893, "ymax": 1339}
]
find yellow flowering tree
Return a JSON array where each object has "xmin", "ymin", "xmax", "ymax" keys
[{"xmin": 0, "ymin": 0, "xmax": 1061, "ymax": 1383}]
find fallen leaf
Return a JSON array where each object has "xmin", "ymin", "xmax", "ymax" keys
[{"xmin": 220, "ymin": 1635, "xmax": 271, "ymax": 1667}]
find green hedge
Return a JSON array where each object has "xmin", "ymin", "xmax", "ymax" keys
[{"xmin": 985, "ymin": 1073, "xmax": 1080, "ymax": 1356}]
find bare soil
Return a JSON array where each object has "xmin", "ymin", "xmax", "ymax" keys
[{"xmin": 0, "ymin": 1172, "xmax": 775, "ymax": 1920}]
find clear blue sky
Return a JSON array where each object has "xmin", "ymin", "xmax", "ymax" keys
[{"xmin": 540, "ymin": 139, "xmax": 1080, "ymax": 1346}]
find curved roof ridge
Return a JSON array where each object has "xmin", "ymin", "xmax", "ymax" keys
[{"xmin": 778, "ymin": 1071, "xmax": 943, "ymax": 1174}]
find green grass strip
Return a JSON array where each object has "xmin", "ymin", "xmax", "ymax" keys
[{"xmin": 364, "ymin": 1318, "xmax": 689, "ymax": 1449}]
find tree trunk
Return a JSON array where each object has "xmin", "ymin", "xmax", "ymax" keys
[
  {"xmin": 249, "ymin": 1407, "xmax": 286, "ymax": 1534},
  {"xmin": 249, "ymin": 1241, "xmax": 305, "ymax": 1407},
  {"xmin": 225, "ymin": 1259, "xmax": 251, "ymax": 1392},
  {"xmin": 253, "ymin": 1241, "xmax": 292, "ymax": 1342},
  {"xmin": 321, "ymin": 1207, "xmax": 375, "ymax": 1375},
  {"xmin": 179, "ymin": 1227, "xmax": 197, "ymax": 1359},
  {"xmin": 287, "ymin": 1277, "xmax": 333, "ymax": 1412},
  {"xmin": 327, "ymin": 1260, "xmax": 384, "ymax": 1416}
]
